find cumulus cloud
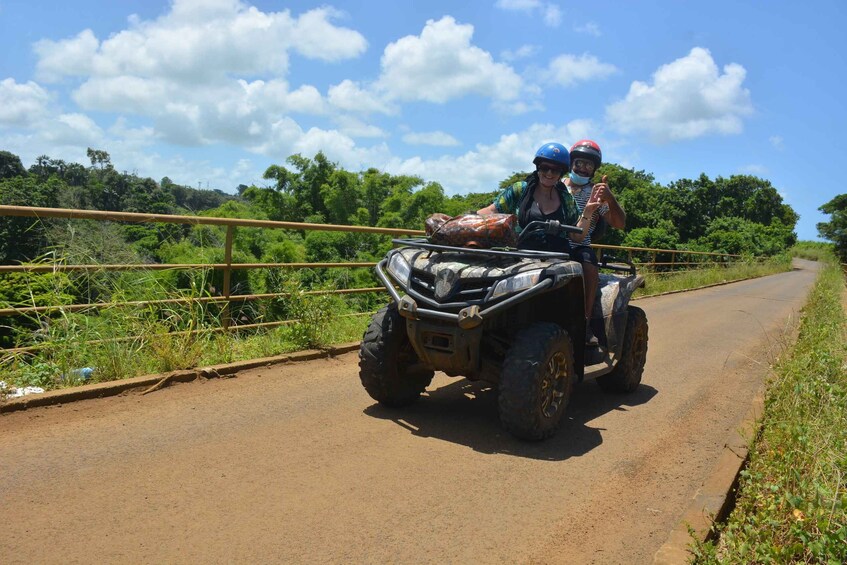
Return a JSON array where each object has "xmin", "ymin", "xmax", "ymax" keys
[
  {"xmin": 376, "ymin": 16, "xmax": 522, "ymax": 103},
  {"xmin": 33, "ymin": 29, "xmax": 100, "ymax": 82},
  {"xmin": 35, "ymin": 1, "xmax": 366, "ymax": 84},
  {"xmin": 548, "ymin": 53, "xmax": 618, "ymax": 87},
  {"xmin": 334, "ymin": 116, "xmax": 387, "ymax": 139},
  {"xmin": 402, "ymin": 131, "xmax": 460, "ymax": 147},
  {"xmin": 390, "ymin": 119, "xmax": 595, "ymax": 195},
  {"xmin": 30, "ymin": 0, "xmax": 367, "ymax": 148},
  {"xmin": 0, "ymin": 79, "xmax": 52, "ymax": 127},
  {"xmin": 328, "ymin": 80, "xmax": 396, "ymax": 115},
  {"xmin": 606, "ymin": 47, "xmax": 753, "ymax": 142},
  {"xmin": 42, "ymin": 113, "xmax": 104, "ymax": 145}
]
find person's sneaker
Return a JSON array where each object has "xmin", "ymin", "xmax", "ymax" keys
[{"xmin": 585, "ymin": 324, "xmax": 599, "ymax": 347}]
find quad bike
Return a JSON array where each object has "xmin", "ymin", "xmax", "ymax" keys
[{"xmin": 358, "ymin": 218, "xmax": 648, "ymax": 440}]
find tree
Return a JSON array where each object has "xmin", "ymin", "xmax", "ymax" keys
[
  {"xmin": 0, "ymin": 175, "xmax": 62, "ymax": 262},
  {"xmin": 86, "ymin": 148, "xmax": 112, "ymax": 169},
  {"xmin": 321, "ymin": 169, "xmax": 362, "ymax": 225},
  {"xmin": 0, "ymin": 150, "xmax": 26, "ymax": 179},
  {"xmin": 818, "ymin": 193, "xmax": 847, "ymax": 262}
]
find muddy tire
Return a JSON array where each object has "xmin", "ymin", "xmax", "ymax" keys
[
  {"xmin": 597, "ymin": 306, "xmax": 648, "ymax": 393},
  {"xmin": 498, "ymin": 323, "xmax": 574, "ymax": 441},
  {"xmin": 358, "ymin": 304, "xmax": 434, "ymax": 407}
]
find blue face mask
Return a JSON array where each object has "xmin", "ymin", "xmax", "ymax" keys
[{"xmin": 570, "ymin": 171, "xmax": 591, "ymax": 185}]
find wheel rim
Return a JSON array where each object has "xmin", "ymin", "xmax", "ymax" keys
[{"xmin": 540, "ymin": 351, "xmax": 569, "ymax": 418}]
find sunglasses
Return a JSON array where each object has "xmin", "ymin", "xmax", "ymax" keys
[
  {"xmin": 572, "ymin": 158, "xmax": 596, "ymax": 171},
  {"xmin": 537, "ymin": 164, "xmax": 564, "ymax": 176}
]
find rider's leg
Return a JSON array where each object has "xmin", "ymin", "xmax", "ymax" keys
[{"xmin": 582, "ymin": 261, "xmax": 599, "ymax": 345}]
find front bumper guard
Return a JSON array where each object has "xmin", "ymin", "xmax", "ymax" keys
[{"xmin": 376, "ymin": 258, "xmax": 554, "ymax": 329}]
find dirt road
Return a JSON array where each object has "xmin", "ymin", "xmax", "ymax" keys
[{"xmin": 0, "ymin": 260, "xmax": 819, "ymax": 564}]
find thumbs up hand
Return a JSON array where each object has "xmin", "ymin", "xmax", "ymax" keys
[{"xmin": 593, "ymin": 174, "xmax": 610, "ymax": 203}]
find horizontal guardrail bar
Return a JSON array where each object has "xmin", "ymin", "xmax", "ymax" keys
[{"xmin": 0, "ymin": 205, "xmax": 426, "ymax": 236}]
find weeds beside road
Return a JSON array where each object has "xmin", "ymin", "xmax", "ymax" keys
[{"xmin": 693, "ymin": 257, "xmax": 847, "ymax": 563}]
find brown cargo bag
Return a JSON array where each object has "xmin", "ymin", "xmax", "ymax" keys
[{"xmin": 424, "ymin": 213, "xmax": 518, "ymax": 249}]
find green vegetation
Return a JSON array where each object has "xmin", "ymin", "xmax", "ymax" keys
[
  {"xmin": 791, "ymin": 240, "xmax": 837, "ymax": 262},
  {"xmin": 818, "ymin": 194, "xmax": 847, "ymax": 263},
  {"xmin": 692, "ymin": 254, "xmax": 847, "ymax": 563},
  {"xmin": 634, "ymin": 255, "xmax": 793, "ymax": 298}
]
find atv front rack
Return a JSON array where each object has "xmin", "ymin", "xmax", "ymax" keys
[
  {"xmin": 391, "ymin": 238, "xmax": 571, "ymax": 260},
  {"xmin": 392, "ymin": 238, "xmax": 638, "ymax": 276}
]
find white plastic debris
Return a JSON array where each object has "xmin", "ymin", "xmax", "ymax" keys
[{"xmin": 0, "ymin": 380, "xmax": 45, "ymax": 398}]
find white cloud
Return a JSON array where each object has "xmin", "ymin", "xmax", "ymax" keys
[
  {"xmin": 606, "ymin": 47, "xmax": 753, "ymax": 142},
  {"xmin": 402, "ymin": 131, "xmax": 460, "ymax": 147},
  {"xmin": 34, "ymin": 29, "xmax": 100, "ymax": 82},
  {"xmin": 35, "ymin": 1, "xmax": 367, "ymax": 84},
  {"xmin": 574, "ymin": 22, "xmax": 602, "ymax": 36},
  {"xmin": 769, "ymin": 135, "xmax": 784, "ymax": 150},
  {"xmin": 26, "ymin": 1, "xmax": 376, "ymax": 154},
  {"xmin": 495, "ymin": 0, "xmax": 562, "ymax": 28},
  {"xmin": 334, "ymin": 116, "xmax": 387, "ymax": 138},
  {"xmin": 0, "ymin": 79, "xmax": 52, "ymax": 127},
  {"xmin": 42, "ymin": 113, "xmax": 104, "ymax": 145},
  {"xmin": 501, "ymin": 44, "xmax": 539, "ymax": 62},
  {"xmin": 543, "ymin": 5, "xmax": 562, "ymax": 27},
  {"xmin": 739, "ymin": 164, "xmax": 768, "ymax": 175},
  {"xmin": 390, "ymin": 120, "xmax": 595, "ymax": 195},
  {"xmin": 376, "ymin": 16, "xmax": 522, "ymax": 103},
  {"xmin": 495, "ymin": 0, "xmax": 541, "ymax": 10},
  {"xmin": 548, "ymin": 53, "xmax": 618, "ymax": 87},
  {"xmin": 328, "ymin": 80, "xmax": 396, "ymax": 115}
]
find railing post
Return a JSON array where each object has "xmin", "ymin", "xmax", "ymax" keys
[
  {"xmin": 670, "ymin": 249, "xmax": 676, "ymax": 271},
  {"xmin": 223, "ymin": 225, "xmax": 234, "ymax": 331}
]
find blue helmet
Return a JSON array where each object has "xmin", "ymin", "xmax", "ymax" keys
[{"xmin": 533, "ymin": 142, "xmax": 570, "ymax": 172}]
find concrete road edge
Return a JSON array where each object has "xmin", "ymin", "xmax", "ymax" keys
[
  {"xmin": 652, "ymin": 389, "xmax": 765, "ymax": 564},
  {"xmin": 0, "ymin": 342, "xmax": 362, "ymax": 414}
]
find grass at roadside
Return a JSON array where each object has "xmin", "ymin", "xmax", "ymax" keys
[
  {"xmin": 691, "ymin": 257, "xmax": 847, "ymax": 563},
  {"xmin": 634, "ymin": 255, "xmax": 793, "ymax": 299},
  {"xmin": 0, "ymin": 255, "xmax": 795, "ymax": 395}
]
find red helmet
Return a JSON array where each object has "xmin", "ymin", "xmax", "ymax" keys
[{"xmin": 569, "ymin": 139, "xmax": 602, "ymax": 168}]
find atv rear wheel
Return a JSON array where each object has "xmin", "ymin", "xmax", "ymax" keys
[
  {"xmin": 359, "ymin": 303, "xmax": 434, "ymax": 407},
  {"xmin": 597, "ymin": 306, "xmax": 648, "ymax": 393},
  {"xmin": 498, "ymin": 323, "xmax": 574, "ymax": 441}
]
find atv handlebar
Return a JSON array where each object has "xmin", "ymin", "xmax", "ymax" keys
[{"xmin": 517, "ymin": 220, "xmax": 582, "ymax": 246}]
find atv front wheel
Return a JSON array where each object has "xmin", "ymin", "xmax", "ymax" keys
[
  {"xmin": 359, "ymin": 304, "xmax": 434, "ymax": 407},
  {"xmin": 597, "ymin": 306, "xmax": 648, "ymax": 393},
  {"xmin": 498, "ymin": 323, "xmax": 574, "ymax": 441}
]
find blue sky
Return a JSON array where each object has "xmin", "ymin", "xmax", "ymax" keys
[{"xmin": 1, "ymin": 0, "xmax": 845, "ymax": 241}]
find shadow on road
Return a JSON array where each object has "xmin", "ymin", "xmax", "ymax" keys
[{"xmin": 363, "ymin": 377, "xmax": 657, "ymax": 461}]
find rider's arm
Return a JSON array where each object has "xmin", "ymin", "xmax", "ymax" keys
[
  {"xmin": 603, "ymin": 197, "xmax": 626, "ymax": 229},
  {"xmin": 569, "ymin": 200, "xmax": 601, "ymax": 243},
  {"xmin": 478, "ymin": 182, "xmax": 523, "ymax": 215}
]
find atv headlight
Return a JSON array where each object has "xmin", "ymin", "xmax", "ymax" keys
[
  {"xmin": 387, "ymin": 252, "xmax": 412, "ymax": 286},
  {"xmin": 490, "ymin": 269, "xmax": 543, "ymax": 299}
]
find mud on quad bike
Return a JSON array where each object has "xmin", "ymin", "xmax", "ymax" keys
[{"xmin": 358, "ymin": 217, "xmax": 649, "ymax": 441}]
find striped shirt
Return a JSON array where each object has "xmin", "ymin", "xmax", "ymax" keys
[{"xmin": 567, "ymin": 181, "xmax": 609, "ymax": 247}]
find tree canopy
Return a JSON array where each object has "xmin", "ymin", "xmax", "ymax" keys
[{"xmin": 817, "ymin": 193, "xmax": 847, "ymax": 262}]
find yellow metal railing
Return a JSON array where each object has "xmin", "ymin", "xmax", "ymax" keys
[{"xmin": 0, "ymin": 205, "xmax": 756, "ymax": 354}]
